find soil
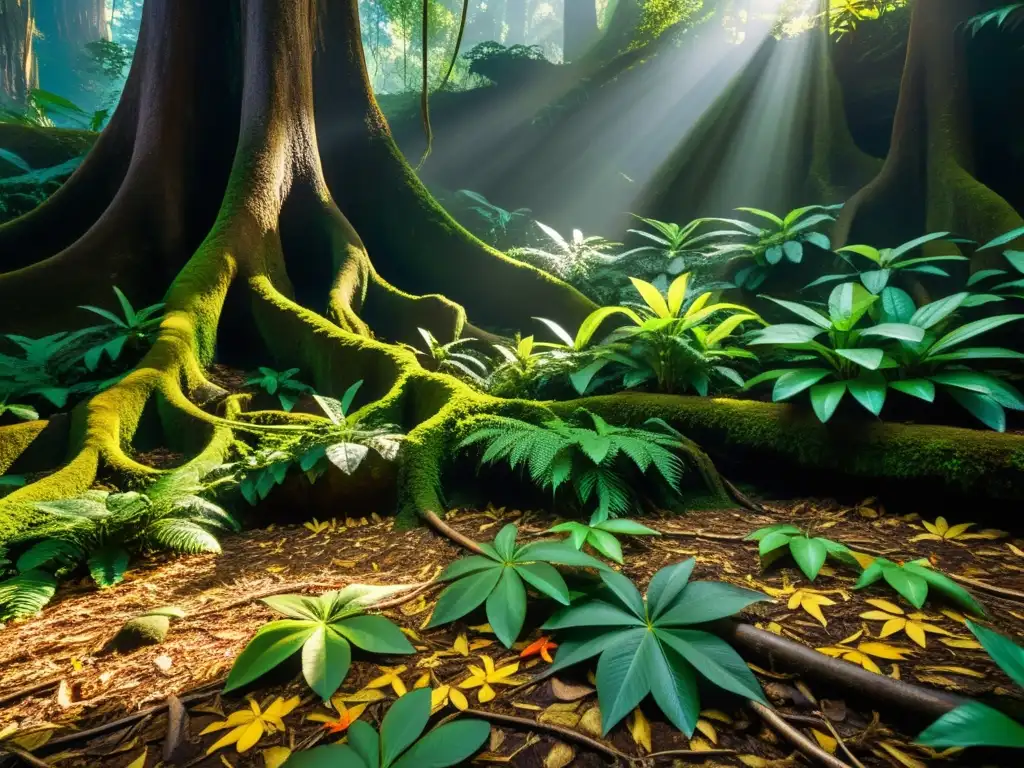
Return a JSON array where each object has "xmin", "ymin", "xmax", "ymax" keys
[{"xmin": 1, "ymin": 497, "xmax": 1023, "ymax": 768}]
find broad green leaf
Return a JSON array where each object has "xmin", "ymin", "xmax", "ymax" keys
[
  {"xmin": 946, "ymin": 388, "xmax": 1006, "ymax": 432},
  {"xmin": 917, "ymin": 701, "xmax": 1024, "ymax": 749},
  {"xmin": 347, "ymin": 721, "xmax": 380, "ymax": 767},
  {"xmin": 910, "ymin": 293, "xmax": 968, "ymax": 329},
  {"xmin": 599, "ymin": 569, "xmax": 647, "ymax": 619},
  {"xmin": 440, "ymin": 556, "xmax": 502, "ymax": 581},
  {"xmin": 978, "ymin": 225, "xmax": 1024, "ymax": 251},
  {"xmin": 789, "ymin": 537, "xmax": 828, "ymax": 580},
  {"xmin": 492, "ymin": 524, "xmax": 518, "ymax": 561},
  {"xmin": 847, "ymin": 373, "xmax": 887, "ymax": 416},
  {"xmin": 514, "ymin": 561, "xmax": 570, "ymax": 604},
  {"xmin": 569, "ymin": 359, "xmax": 609, "ymax": 395},
  {"xmin": 333, "ymin": 615, "xmax": 415, "ymax": 654},
  {"xmin": 391, "ymin": 720, "xmax": 492, "ymax": 768},
  {"xmin": 587, "ymin": 528, "xmax": 624, "ymax": 563},
  {"xmin": 427, "ymin": 567, "xmax": 503, "ymax": 628},
  {"xmin": 648, "ymin": 637, "xmax": 700, "ymax": 737},
  {"xmin": 486, "ymin": 567, "xmax": 528, "ymax": 647},
  {"xmin": 882, "ymin": 564, "xmax": 929, "ymax": 609},
  {"xmin": 890, "ymin": 379, "xmax": 935, "ymax": 403},
  {"xmin": 572, "ymin": 307, "xmax": 643, "ymax": 349},
  {"xmin": 630, "ymin": 277, "xmax": 671, "ymax": 318},
  {"xmin": 646, "ymin": 560, "xmax": 696, "ymax": 621},
  {"xmin": 88, "ymin": 546, "xmax": 130, "ymax": 588},
  {"xmin": 927, "ymin": 314, "xmax": 1024, "ymax": 356},
  {"xmin": 302, "ymin": 625, "xmax": 352, "ymax": 700},
  {"xmin": 782, "ymin": 240, "xmax": 803, "ymax": 263},
  {"xmin": 262, "ymin": 594, "xmax": 323, "ymax": 621},
  {"xmin": 325, "ymin": 443, "xmax": 369, "ymax": 474},
  {"xmin": 745, "ymin": 524, "xmax": 803, "ymax": 541},
  {"xmin": 810, "ymin": 381, "xmax": 847, "ymax": 423},
  {"xmin": 860, "ymin": 269, "xmax": 890, "ymax": 294},
  {"xmin": 658, "ymin": 629, "xmax": 766, "ymax": 704},
  {"xmin": 667, "ymin": 273, "xmax": 690, "ymax": 316},
  {"xmin": 544, "ymin": 600, "xmax": 646, "ymax": 631},
  {"xmin": 765, "ymin": 245, "xmax": 783, "ymax": 265},
  {"xmin": 225, "ymin": 620, "xmax": 316, "ymax": 692},
  {"xmin": 596, "ymin": 519, "xmax": 660, "ymax": 536},
  {"xmin": 890, "ymin": 231, "xmax": 951, "ymax": 259},
  {"xmin": 381, "ymin": 688, "xmax": 431, "ymax": 767},
  {"xmin": 828, "ymin": 282, "xmax": 877, "ymax": 330},
  {"xmin": 878, "ymin": 286, "xmax": 916, "ymax": 323},
  {"xmin": 516, "ymin": 541, "xmax": 610, "ymax": 570},
  {"xmin": 859, "ymin": 323, "xmax": 925, "ymax": 343},
  {"xmin": 748, "ymin": 324, "xmax": 825, "ymax": 345},
  {"xmin": 772, "ymin": 369, "xmax": 832, "ymax": 401},
  {"xmin": 656, "ymin": 582, "xmax": 769, "ymax": 626},
  {"xmin": 967, "ymin": 620, "xmax": 1024, "ymax": 687},
  {"xmin": 759, "ymin": 297, "xmax": 831, "ymax": 329},
  {"xmin": 596, "ymin": 627, "xmax": 652, "ymax": 734},
  {"xmin": 835, "ymin": 348, "xmax": 883, "ymax": 369},
  {"xmin": 281, "ymin": 744, "xmax": 366, "ymax": 767},
  {"xmin": 904, "ymin": 565, "xmax": 985, "ymax": 617},
  {"xmin": 927, "ymin": 347, "xmax": 1024, "ymax": 362},
  {"xmin": 757, "ymin": 530, "xmax": 794, "ymax": 556}
]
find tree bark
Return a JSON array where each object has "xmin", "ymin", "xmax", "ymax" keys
[
  {"xmin": 0, "ymin": 0, "xmax": 38, "ymax": 105},
  {"xmin": 833, "ymin": 0, "xmax": 1024, "ymax": 256}
]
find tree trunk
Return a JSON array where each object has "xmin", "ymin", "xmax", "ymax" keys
[
  {"xmin": 0, "ymin": 0, "xmax": 38, "ymax": 105},
  {"xmin": 833, "ymin": 0, "xmax": 1024, "ymax": 257},
  {"xmin": 563, "ymin": 0, "xmax": 598, "ymax": 61},
  {"xmin": 507, "ymin": 0, "xmax": 528, "ymax": 44},
  {"xmin": 54, "ymin": 0, "xmax": 110, "ymax": 45},
  {"xmin": 0, "ymin": 0, "xmax": 594, "ymax": 543}
]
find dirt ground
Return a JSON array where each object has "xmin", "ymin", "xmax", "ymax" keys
[{"xmin": 1, "ymin": 495, "xmax": 1023, "ymax": 768}]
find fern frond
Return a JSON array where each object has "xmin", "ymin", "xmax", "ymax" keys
[
  {"xmin": 0, "ymin": 569, "xmax": 57, "ymax": 619},
  {"xmin": 87, "ymin": 546, "xmax": 130, "ymax": 588},
  {"xmin": 146, "ymin": 519, "xmax": 223, "ymax": 554},
  {"xmin": 169, "ymin": 496, "xmax": 240, "ymax": 532},
  {"xmin": 15, "ymin": 539, "xmax": 84, "ymax": 572}
]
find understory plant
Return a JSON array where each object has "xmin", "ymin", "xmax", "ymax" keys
[
  {"xmin": 283, "ymin": 688, "xmax": 489, "ymax": 767},
  {"xmin": 745, "ymin": 282, "xmax": 1024, "ymax": 428},
  {"xmin": 698, "ymin": 204, "xmax": 840, "ymax": 290},
  {"xmin": 459, "ymin": 409, "xmax": 718, "ymax": 523},
  {"xmin": 917, "ymin": 619, "xmax": 1024, "ymax": 748},
  {"xmin": 963, "ymin": 225, "xmax": 1024, "ymax": 305},
  {"xmin": 745, "ymin": 524, "xmax": 853, "ymax": 580},
  {"xmin": 806, "ymin": 231, "xmax": 967, "ymax": 294},
  {"xmin": 404, "ymin": 328, "xmax": 489, "ymax": 384},
  {"xmin": 0, "ymin": 399, "xmax": 38, "ymax": 422},
  {"xmin": 513, "ymin": 221, "xmax": 621, "ymax": 290},
  {"xmin": 426, "ymin": 523, "xmax": 608, "ymax": 647},
  {"xmin": 855, "ymin": 556, "xmax": 985, "ymax": 616},
  {"xmin": 0, "ymin": 469, "xmax": 238, "ymax": 619},
  {"xmin": 245, "ymin": 367, "xmax": 315, "ymax": 411},
  {"xmin": 543, "ymin": 560, "xmax": 768, "ymax": 736},
  {"xmin": 456, "ymin": 189, "xmax": 530, "ymax": 244},
  {"xmin": 612, "ymin": 215, "xmax": 709, "ymax": 287},
  {"xmin": 225, "ymin": 585, "xmax": 415, "ymax": 700},
  {"xmin": 547, "ymin": 517, "xmax": 660, "ymax": 564},
  {"xmin": 78, "ymin": 285, "xmax": 165, "ymax": 371},
  {"xmin": 225, "ymin": 382, "xmax": 403, "ymax": 504}
]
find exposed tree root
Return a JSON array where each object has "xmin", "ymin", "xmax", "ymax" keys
[{"xmin": 750, "ymin": 701, "xmax": 852, "ymax": 768}]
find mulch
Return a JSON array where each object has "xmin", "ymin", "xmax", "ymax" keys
[{"xmin": 2, "ymin": 497, "xmax": 1023, "ymax": 767}]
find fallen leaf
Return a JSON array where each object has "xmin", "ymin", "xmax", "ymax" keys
[
  {"xmin": 877, "ymin": 741, "xmax": 927, "ymax": 768},
  {"xmin": 629, "ymin": 708, "xmax": 651, "ymax": 753},
  {"xmin": 366, "ymin": 665, "xmax": 408, "ymax": 697},
  {"xmin": 262, "ymin": 746, "xmax": 292, "ymax": 768},
  {"xmin": 201, "ymin": 696, "xmax": 300, "ymax": 755},
  {"xmin": 788, "ymin": 589, "xmax": 835, "ymax": 627},
  {"xmin": 918, "ymin": 665, "xmax": 985, "ymax": 678},
  {"xmin": 539, "ymin": 703, "xmax": 581, "ymax": 728},
  {"xmin": 460, "ymin": 655, "xmax": 520, "ymax": 703},
  {"xmin": 811, "ymin": 730, "xmax": 837, "ymax": 754},
  {"xmin": 579, "ymin": 707, "xmax": 602, "ymax": 737},
  {"xmin": 544, "ymin": 742, "xmax": 575, "ymax": 768},
  {"xmin": 696, "ymin": 718, "xmax": 718, "ymax": 743},
  {"xmin": 859, "ymin": 606, "xmax": 951, "ymax": 648},
  {"xmin": 56, "ymin": 680, "xmax": 73, "ymax": 708},
  {"xmin": 125, "ymin": 749, "xmax": 147, "ymax": 768},
  {"xmin": 430, "ymin": 685, "xmax": 468, "ymax": 712},
  {"xmin": 550, "ymin": 678, "xmax": 594, "ymax": 702},
  {"xmin": 939, "ymin": 637, "xmax": 982, "ymax": 650},
  {"xmin": 689, "ymin": 737, "xmax": 715, "ymax": 751}
]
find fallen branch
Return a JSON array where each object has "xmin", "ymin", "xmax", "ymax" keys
[
  {"xmin": 425, "ymin": 510, "xmax": 486, "ymax": 555},
  {"xmin": 750, "ymin": 701, "xmax": 852, "ymax": 768},
  {"xmin": 0, "ymin": 676, "xmax": 60, "ymax": 708}
]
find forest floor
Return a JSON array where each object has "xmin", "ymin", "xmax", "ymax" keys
[{"xmin": 1, "ymin": 496, "xmax": 1023, "ymax": 768}]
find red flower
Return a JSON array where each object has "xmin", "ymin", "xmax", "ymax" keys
[{"xmin": 520, "ymin": 636, "xmax": 558, "ymax": 663}]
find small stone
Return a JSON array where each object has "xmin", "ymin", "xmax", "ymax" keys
[{"xmin": 112, "ymin": 615, "xmax": 170, "ymax": 651}]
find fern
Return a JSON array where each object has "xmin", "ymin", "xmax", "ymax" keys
[
  {"xmin": 147, "ymin": 519, "xmax": 223, "ymax": 554},
  {"xmin": 459, "ymin": 409, "xmax": 695, "ymax": 523},
  {"xmin": 965, "ymin": 3, "xmax": 1024, "ymax": 35},
  {"xmin": 0, "ymin": 569, "xmax": 58, "ymax": 620}
]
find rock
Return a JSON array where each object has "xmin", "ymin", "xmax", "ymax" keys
[{"xmin": 111, "ymin": 615, "xmax": 170, "ymax": 651}]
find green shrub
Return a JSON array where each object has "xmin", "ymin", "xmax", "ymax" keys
[
  {"xmin": 244, "ymin": 367, "xmax": 315, "ymax": 411},
  {"xmin": 745, "ymin": 523, "xmax": 854, "ymax": 580}
]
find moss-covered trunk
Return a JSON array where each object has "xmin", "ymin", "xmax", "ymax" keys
[{"xmin": 833, "ymin": 0, "xmax": 1024, "ymax": 256}]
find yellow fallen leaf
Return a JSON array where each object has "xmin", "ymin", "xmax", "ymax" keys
[
  {"xmin": 860, "ymin": 606, "xmax": 951, "ymax": 648},
  {"xmin": 811, "ymin": 730, "xmax": 837, "ymax": 754},
  {"xmin": 125, "ymin": 749, "xmax": 147, "ymax": 768},
  {"xmin": 629, "ymin": 708, "xmax": 652, "ymax": 753},
  {"xmin": 544, "ymin": 742, "xmax": 575, "ymax": 768},
  {"xmin": 539, "ymin": 703, "xmax": 581, "ymax": 728},
  {"xmin": 304, "ymin": 519, "xmax": 330, "ymax": 534},
  {"xmin": 454, "ymin": 633, "xmax": 469, "ymax": 656},
  {"xmin": 788, "ymin": 589, "xmax": 835, "ymax": 627},
  {"xmin": 579, "ymin": 707, "xmax": 602, "ymax": 737},
  {"xmin": 701, "ymin": 709, "xmax": 733, "ymax": 724},
  {"xmin": 856, "ymin": 642, "xmax": 913, "ymax": 661},
  {"xmin": 689, "ymin": 737, "xmax": 715, "ymax": 751},
  {"xmin": 262, "ymin": 746, "xmax": 292, "ymax": 768},
  {"xmin": 366, "ymin": 665, "xmax": 408, "ymax": 697},
  {"xmin": 919, "ymin": 666, "xmax": 985, "ymax": 678},
  {"xmin": 877, "ymin": 741, "xmax": 927, "ymax": 768},
  {"xmin": 864, "ymin": 598, "xmax": 903, "ymax": 614},
  {"xmin": 202, "ymin": 696, "xmax": 300, "ymax": 755},
  {"xmin": 738, "ymin": 757, "xmax": 769, "ymax": 768},
  {"xmin": 939, "ymin": 637, "xmax": 982, "ymax": 650},
  {"xmin": 695, "ymin": 719, "xmax": 718, "ymax": 743},
  {"xmin": 1008, "ymin": 543, "xmax": 1024, "ymax": 558}
]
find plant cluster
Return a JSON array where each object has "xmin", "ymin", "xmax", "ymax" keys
[
  {"xmin": 0, "ymin": 286, "xmax": 164, "ymax": 415},
  {"xmin": 245, "ymin": 367, "xmax": 316, "ymax": 411}
]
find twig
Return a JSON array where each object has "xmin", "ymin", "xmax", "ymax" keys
[
  {"xmin": 0, "ymin": 744, "xmax": 50, "ymax": 768},
  {"xmin": 371, "ymin": 580, "xmax": 439, "ymax": 610},
  {"xmin": 817, "ymin": 714, "xmax": 867, "ymax": 768},
  {"xmin": 723, "ymin": 476, "xmax": 765, "ymax": 513},
  {"xmin": 0, "ymin": 676, "xmax": 60, "ymax": 708},
  {"xmin": 644, "ymin": 747, "xmax": 737, "ymax": 761},
  {"xmin": 658, "ymin": 528, "xmax": 746, "ymax": 542},
  {"xmin": 750, "ymin": 701, "xmax": 852, "ymax": 768},
  {"xmin": 463, "ymin": 708, "xmax": 627, "ymax": 763},
  {"xmin": 425, "ymin": 510, "xmax": 485, "ymax": 555}
]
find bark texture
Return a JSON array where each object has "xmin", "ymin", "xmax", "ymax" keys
[{"xmin": 0, "ymin": 0, "xmax": 38, "ymax": 104}]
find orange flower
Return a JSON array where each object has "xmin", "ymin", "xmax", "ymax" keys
[
  {"xmin": 307, "ymin": 703, "xmax": 366, "ymax": 734},
  {"xmin": 520, "ymin": 636, "xmax": 558, "ymax": 663}
]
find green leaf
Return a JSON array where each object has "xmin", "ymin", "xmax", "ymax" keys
[
  {"xmin": 648, "ymin": 637, "xmax": 700, "ymax": 737},
  {"xmin": 758, "ymin": 530, "xmax": 794, "ymax": 555},
  {"xmin": 759, "ymin": 297, "xmax": 831, "ymax": 328},
  {"xmin": 745, "ymin": 524, "xmax": 802, "ymax": 541},
  {"xmin": 878, "ymin": 286, "xmax": 916, "ymax": 323},
  {"xmin": 302, "ymin": 625, "xmax": 352, "ymax": 700},
  {"xmin": 782, "ymin": 240, "xmax": 803, "ymax": 263},
  {"xmin": 325, "ymin": 442, "xmax": 370, "ymax": 474},
  {"xmin": 928, "ymin": 314, "xmax": 1024, "ymax": 356},
  {"xmin": 427, "ymin": 566, "xmax": 503, "ymax": 628},
  {"xmin": 347, "ymin": 721, "xmax": 380, "ymax": 767},
  {"xmin": 595, "ymin": 519, "xmax": 659, "ymax": 536},
  {"xmin": 809, "ymin": 381, "xmax": 846, "ymax": 423},
  {"xmin": 381, "ymin": 688, "xmax": 431, "ymax": 768},
  {"xmin": 224, "ymin": 620, "xmax": 316, "ymax": 692},
  {"xmin": 391, "ymin": 719, "xmax": 492, "ymax": 768},
  {"xmin": 847, "ymin": 373, "xmax": 887, "ymax": 416},
  {"xmin": 440, "ymin": 555, "xmax": 502, "ymax": 580},
  {"xmin": 859, "ymin": 269, "xmax": 890, "ymax": 294},
  {"xmin": 587, "ymin": 528, "xmax": 624, "ymax": 563},
  {"xmin": 890, "ymin": 379, "xmax": 935, "ymax": 403},
  {"xmin": 828, "ymin": 282, "xmax": 877, "ymax": 330},
  {"xmin": 282, "ymin": 744, "xmax": 366, "ymax": 768},
  {"xmin": 0, "ymin": 569, "xmax": 57, "ymax": 619},
  {"xmin": 544, "ymin": 600, "xmax": 646, "ymax": 631},
  {"xmin": 946, "ymin": 388, "xmax": 1006, "ymax": 432},
  {"xmin": 748, "ymin": 324, "xmax": 826, "ymax": 345},
  {"xmin": 646, "ymin": 560, "xmax": 695, "ymax": 621},
  {"xmin": 658, "ymin": 629, "xmax": 766, "ymax": 704},
  {"xmin": 492, "ymin": 524, "xmax": 518, "ymax": 561},
  {"xmin": 599, "ymin": 569, "xmax": 647, "ymax": 619},
  {"xmin": 966, "ymin": 620, "xmax": 1024, "ymax": 687},
  {"xmin": 515, "ymin": 541, "xmax": 610, "ymax": 570},
  {"xmin": 910, "ymin": 293, "xmax": 968, "ymax": 329},
  {"xmin": 656, "ymin": 582, "xmax": 768, "ymax": 626},
  {"xmin": 978, "ymin": 226, "xmax": 1024, "ymax": 251},
  {"xmin": 927, "ymin": 347, "xmax": 1024, "ymax": 362},
  {"xmin": 858, "ymin": 323, "xmax": 925, "ymax": 343},
  {"xmin": 15, "ymin": 539, "xmax": 82, "ymax": 572},
  {"xmin": 514, "ymin": 561, "xmax": 570, "ymax": 604},
  {"xmin": 772, "ymin": 369, "xmax": 832, "ymax": 401},
  {"xmin": 789, "ymin": 537, "xmax": 828, "ymax": 580},
  {"xmin": 88, "ymin": 546, "xmax": 130, "ymax": 588},
  {"xmin": 262, "ymin": 594, "xmax": 323, "ymax": 621},
  {"xmin": 835, "ymin": 348, "xmax": 883, "ymax": 369},
  {"xmin": 882, "ymin": 564, "xmax": 929, "ymax": 609},
  {"xmin": 903, "ymin": 564, "xmax": 985, "ymax": 617},
  {"xmin": 890, "ymin": 231, "xmax": 951, "ymax": 259},
  {"xmin": 569, "ymin": 359, "xmax": 609, "ymax": 395},
  {"xmin": 333, "ymin": 614, "xmax": 415, "ymax": 654},
  {"xmin": 916, "ymin": 701, "xmax": 1024, "ymax": 748},
  {"xmin": 596, "ymin": 627, "xmax": 652, "ymax": 734},
  {"xmin": 486, "ymin": 567, "xmax": 527, "ymax": 647}
]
